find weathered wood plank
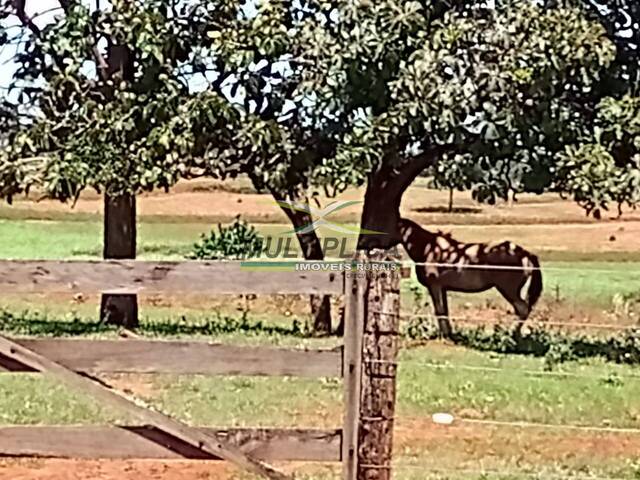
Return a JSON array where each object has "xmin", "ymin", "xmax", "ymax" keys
[
  {"xmin": 0, "ymin": 426, "xmax": 341, "ymax": 462},
  {"xmin": 0, "ymin": 339, "xmax": 342, "ymax": 378},
  {"xmin": 0, "ymin": 335, "xmax": 291, "ymax": 480},
  {"xmin": 342, "ymin": 264, "xmax": 366, "ymax": 480},
  {"xmin": 0, "ymin": 260, "xmax": 343, "ymax": 295}
]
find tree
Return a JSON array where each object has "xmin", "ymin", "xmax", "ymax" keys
[
  {"xmin": 298, "ymin": 0, "xmax": 620, "ymax": 250},
  {"xmin": 184, "ymin": 1, "xmax": 341, "ymax": 335},
  {"xmin": 2, "ymin": 0, "xmax": 637, "ymax": 337},
  {"xmin": 424, "ymin": 0, "xmax": 640, "ymax": 218},
  {"xmin": 552, "ymin": 0, "xmax": 640, "ymax": 218},
  {"xmin": 427, "ymin": 154, "xmax": 482, "ymax": 212},
  {"xmin": 0, "ymin": 0, "xmax": 336, "ymax": 334},
  {"xmin": 0, "ymin": 0, "xmax": 265, "ymax": 327}
]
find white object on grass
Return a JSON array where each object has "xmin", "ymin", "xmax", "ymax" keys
[{"xmin": 432, "ymin": 413, "xmax": 455, "ymax": 425}]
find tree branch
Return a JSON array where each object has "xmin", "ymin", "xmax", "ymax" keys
[
  {"xmin": 58, "ymin": 0, "xmax": 109, "ymax": 80},
  {"xmin": 13, "ymin": 0, "xmax": 41, "ymax": 38},
  {"xmin": 385, "ymin": 144, "xmax": 451, "ymax": 197}
]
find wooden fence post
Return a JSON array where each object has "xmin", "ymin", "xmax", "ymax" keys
[
  {"xmin": 343, "ymin": 252, "xmax": 366, "ymax": 480},
  {"xmin": 358, "ymin": 249, "xmax": 401, "ymax": 480}
]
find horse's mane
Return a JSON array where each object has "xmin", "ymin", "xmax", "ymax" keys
[{"xmin": 399, "ymin": 217, "xmax": 455, "ymax": 242}]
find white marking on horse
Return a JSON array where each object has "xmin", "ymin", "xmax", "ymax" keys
[
  {"xmin": 465, "ymin": 245, "xmax": 480, "ymax": 259},
  {"xmin": 520, "ymin": 257, "xmax": 533, "ymax": 299}
]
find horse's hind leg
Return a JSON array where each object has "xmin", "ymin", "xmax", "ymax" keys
[
  {"xmin": 415, "ymin": 267, "xmax": 453, "ymax": 338},
  {"xmin": 496, "ymin": 282, "xmax": 530, "ymax": 336},
  {"xmin": 428, "ymin": 284, "xmax": 453, "ymax": 339}
]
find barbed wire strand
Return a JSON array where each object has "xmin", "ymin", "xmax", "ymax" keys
[
  {"xmin": 320, "ymin": 257, "xmax": 640, "ymax": 275},
  {"xmin": 369, "ymin": 309, "xmax": 640, "ymax": 331},
  {"xmin": 389, "ymin": 360, "xmax": 640, "ymax": 380},
  {"xmin": 460, "ymin": 418, "xmax": 640, "ymax": 434},
  {"xmin": 393, "ymin": 418, "xmax": 640, "ymax": 435}
]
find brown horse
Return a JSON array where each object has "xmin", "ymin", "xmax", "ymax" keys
[{"xmin": 398, "ymin": 217, "xmax": 542, "ymax": 337}]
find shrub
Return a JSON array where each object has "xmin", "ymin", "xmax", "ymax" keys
[
  {"xmin": 188, "ymin": 216, "xmax": 264, "ymax": 260},
  {"xmin": 403, "ymin": 317, "xmax": 640, "ymax": 367}
]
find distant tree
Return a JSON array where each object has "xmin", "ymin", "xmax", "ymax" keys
[{"xmin": 428, "ymin": 154, "xmax": 482, "ymax": 212}]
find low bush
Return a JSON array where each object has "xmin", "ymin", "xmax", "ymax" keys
[
  {"xmin": 404, "ymin": 315, "xmax": 640, "ymax": 368},
  {"xmin": 188, "ymin": 216, "xmax": 264, "ymax": 260}
]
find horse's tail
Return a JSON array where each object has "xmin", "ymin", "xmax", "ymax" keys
[{"xmin": 527, "ymin": 254, "xmax": 543, "ymax": 309}]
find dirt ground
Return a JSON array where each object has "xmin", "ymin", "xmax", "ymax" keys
[
  {"xmin": 394, "ymin": 418, "xmax": 640, "ymax": 463},
  {"xmin": 2, "ymin": 419, "xmax": 639, "ymax": 479},
  {"xmin": 6, "ymin": 178, "xmax": 640, "ymax": 227},
  {"xmin": 5, "ymin": 178, "xmax": 640, "ymax": 257},
  {"xmin": 0, "ymin": 459, "xmax": 237, "ymax": 480}
]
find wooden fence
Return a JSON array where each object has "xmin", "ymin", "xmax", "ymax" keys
[{"xmin": 0, "ymin": 256, "xmax": 401, "ymax": 480}]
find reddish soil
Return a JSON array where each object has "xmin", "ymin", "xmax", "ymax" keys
[
  {"xmin": 0, "ymin": 459, "xmax": 235, "ymax": 480},
  {"xmin": 6, "ymin": 178, "xmax": 640, "ymax": 229},
  {"xmin": 394, "ymin": 417, "xmax": 640, "ymax": 463},
  {"xmin": 2, "ymin": 420, "xmax": 639, "ymax": 479}
]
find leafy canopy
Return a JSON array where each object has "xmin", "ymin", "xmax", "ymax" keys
[{"xmin": 1, "ymin": 0, "xmax": 638, "ymax": 221}]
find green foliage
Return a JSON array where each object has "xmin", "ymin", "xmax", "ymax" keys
[
  {"xmin": 0, "ymin": 0, "xmax": 294, "ymax": 201},
  {"xmin": 188, "ymin": 217, "xmax": 264, "ymax": 260},
  {"xmin": 1, "ymin": 0, "xmax": 639, "ymax": 225},
  {"xmin": 0, "ymin": 307, "xmax": 304, "ymax": 339},
  {"xmin": 306, "ymin": 1, "xmax": 617, "ymax": 200},
  {"xmin": 427, "ymin": 154, "xmax": 483, "ymax": 207},
  {"xmin": 555, "ymin": 144, "xmax": 624, "ymax": 218},
  {"xmin": 556, "ymin": 95, "xmax": 640, "ymax": 217}
]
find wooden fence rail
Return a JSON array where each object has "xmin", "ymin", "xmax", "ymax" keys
[
  {"xmin": 0, "ymin": 260, "xmax": 343, "ymax": 295},
  {"xmin": 0, "ymin": 257, "xmax": 401, "ymax": 480},
  {"xmin": 0, "ymin": 426, "xmax": 341, "ymax": 462},
  {"xmin": 0, "ymin": 339, "xmax": 342, "ymax": 377}
]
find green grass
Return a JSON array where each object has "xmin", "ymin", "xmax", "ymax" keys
[
  {"xmin": 2, "ymin": 216, "xmax": 640, "ymax": 478},
  {"xmin": 2, "ymin": 218, "xmax": 640, "ymax": 311},
  {"xmin": 402, "ymin": 261, "xmax": 640, "ymax": 309},
  {"xmin": 0, "ymin": 219, "xmax": 209, "ymax": 260},
  {"xmin": 0, "ymin": 337, "xmax": 638, "ymax": 429},
  {"xmin": 397, "ymin": 346, "xmax": 640, "ymax": 427},
  {"xmin": 1, "ymin": 341, "xmax": 639, "ymax": 479},
  {"xmin": 0, "ymin": 303, "xmax": 638, "ymax": 479},
  {"xmin": 544, "ymin": 261, "xmax": 640, "ymax": 306},
  {"xmin": 0, "ymin": 375, "xmax": 125, "ymax": 425}
]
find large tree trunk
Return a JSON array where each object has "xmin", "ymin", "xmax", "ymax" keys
[
  {"xmin": 272, "ymin": 190, "xmax": 332, "ymax": 336},
  {"xmin": 99, "ymin": 44, "xmax": 138, "ymax": 328},
  {"xmin": 100, "ymin": 194, "xmax": 138, "ymax": 328},
  {"xmin": 357, "ymin": 147, "xmax": 447, "ymax": 251},
  {"xmin": 351, "ymin": 147, "xmax": 448, "ymax": 337},
  {"xmin": 356, "ymin": 177, "xmax": 403, "ymax": 251}
]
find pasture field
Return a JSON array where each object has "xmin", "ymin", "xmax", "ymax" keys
[{"xmin": 0, "ymin": 179, "xmax": 639, "ymax": 479}]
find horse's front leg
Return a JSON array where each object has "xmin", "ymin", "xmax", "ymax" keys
[
  {"xmin": 427, "ymin": 284, "xmax": 452, "ymax": 339},
  {"xmin": 416, "ymin": 267, "xmax": 453, "ymax": 338}
]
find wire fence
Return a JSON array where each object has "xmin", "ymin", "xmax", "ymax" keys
[
  {"xmin": 371, "ymin": 309, "xmax": 640, "ymax": 331},
  {"xmin": 321, "ymin": 257, "xmax": 640, "ymax": 275},
  {"xmin": 395, "ymin": 360, "xmax": 640, "ymax": 380},
  {"xmin": 332, "ymin": 256, "xmax": 640, "ymax": 477}
]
